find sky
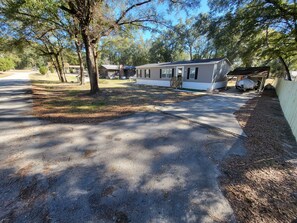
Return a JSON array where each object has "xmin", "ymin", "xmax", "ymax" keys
[{"xmin": 141, "ymin": 0, "xmax": 210, "ymax": 40}]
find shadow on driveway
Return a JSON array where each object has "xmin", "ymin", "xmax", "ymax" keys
[{"xmin": 0, "ymin": 73, "xmax": 246, "ymax": 223}]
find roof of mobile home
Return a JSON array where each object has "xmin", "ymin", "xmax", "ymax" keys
[
  {"xmin": 136, "ymin": 58, "xmax": 231, "ymax": 69},
  {"xmin": 101, "ymin": 65, "xmax": 136, "ymax": 70}
]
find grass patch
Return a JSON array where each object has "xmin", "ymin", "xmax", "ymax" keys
[{"xmin": 30, "ymin": 73, "xmax": 204, "ymax": 123}]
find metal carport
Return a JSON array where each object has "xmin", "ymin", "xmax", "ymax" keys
[{"xmin": 227, "ymin": 66, "xmax": 270, "ymax": 91}]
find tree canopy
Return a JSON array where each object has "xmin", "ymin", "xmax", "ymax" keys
[
  {"xmin": 207, "ymin": 0, "xmax": 297, "ymax": 79},
  {"xmin": 1, "ymin": 0, "xmax": 202, "ymax": 94}
]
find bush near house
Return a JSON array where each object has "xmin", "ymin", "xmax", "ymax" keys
[
  {"xmin": 39, "ymin": 66, "xmax": 48, "ymax": 75},
  {"xmin": 49, "ymin": 65, "xmax": 55, "ymax": 73},
  {"xmin": 0, "ymin": 57, "xmax": 15, "ymax": 71}
]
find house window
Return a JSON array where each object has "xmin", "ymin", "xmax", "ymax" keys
[
  {"xmin": 136, "ymin": 69, "xmax": 140, "ymax": 78},
  {"xmin": 145, "ymin": 69, "xmax": 150, "ymax": 78},
  {"xmin": 187, "ymin": 67, "xmax": 198, "ymax": 79},
  {"xmin": 160, "ymin": 68, "xmax": 173, "ymax": 78}
]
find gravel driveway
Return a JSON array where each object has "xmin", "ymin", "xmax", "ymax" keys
[
  {"xmin": 0, "ymin": 73, "xmax": 246, "ymax": 223},
  {"xmin": 156, "ymin": 92, "xmax": 256, "ymax": 136}
]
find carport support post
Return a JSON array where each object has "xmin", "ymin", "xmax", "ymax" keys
[{"xmin": 259, "ymin": 76, "xmax": 265, "ymax": 92}]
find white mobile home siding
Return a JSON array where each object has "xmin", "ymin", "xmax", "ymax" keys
[
  {"xmin": 136, "ymin": 59, "xmax": 230, "ymax": 90},
  {"xmin": 212, "ymin": 60, "xmax": 230, "ymax": 82},
  {"xmin": 183, "ymin": 64, "xmax": 214, "ymax": 82}
]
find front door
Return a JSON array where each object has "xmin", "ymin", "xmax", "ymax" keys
[{"xmin": 176, "ymin": 67, "xmax": 183, "ymax": 78}]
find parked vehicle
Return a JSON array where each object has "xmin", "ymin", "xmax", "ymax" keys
[
  {"xmin": 236, "ymin": 78, "xmax": 259, "ymax": 91},
  {"xmin": 129, "ymin": 75, "xmax": 137, "ymax": 81},
  {"xmin": 108, "ymin": 73, "xmax": 119, "ymax": 79}
]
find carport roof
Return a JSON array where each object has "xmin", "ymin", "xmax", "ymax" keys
[
  {"xmin": 228, "ymin": 66, "xmax": 270, "ymax": 77},
  {"xmin": 101, "ymin": 65, "xmax": 119, "ymax": 70}
]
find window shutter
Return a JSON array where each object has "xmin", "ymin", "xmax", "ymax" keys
[
  {"xmin": 160, "ymin": 69, "xmax": 162, "ymax": 78},
  {"xmin": 149, "ymin": 69, "xmax": 151, "ymax": 78},
  {"xmin": 172, "ymin": 68, "xmax": 175, "ymax": 77},
  {"xmin": 195, "ymin": 67, "xmax": 198, "ymax": 79},
  {"xmin": 187, "ymin": 68, "xmax": 190, "ymax": 79},
  {"xmin": 140, "ymin": 70, "xmax": 142, "ymax": 78}
]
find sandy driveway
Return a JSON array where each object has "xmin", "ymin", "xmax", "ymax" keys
[{"xmin": 0, "ymin": 73, "xmax": 246, "ymax": 223}]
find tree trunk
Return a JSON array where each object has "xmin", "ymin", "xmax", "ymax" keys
[
  {"xmin": 119, "ymin": 64, "xmax": 124, "ymax": 79},
  {"xmin": 54, "ymin": 54, "xmax": 66, "ymax": 83},
  {"xmin": 49, "ymin": 54, "xmax": 62, "ymax": 82},
  {"xmin": 189, "ymin": 46, "xmax": 193, "ymax": 60},
  {"xmin": 43, "ymin": 43, "xmax": 63, "ymax": 82},
  {"xmin": 82, "ymin": 32, "xmax": 99, "ymax": 94},
  {"xmin": 60, "ymin": 51, "xmax": 68, "ymax": 82},
  {"xmin": 75, "ymin": 41, "xmax": 85, "ymax": 85},
  {"xmin": 93, "ymin": 47, "xmax": 99, "ymax": 78},
  {"xmin": 279, "ymin": 56, "xmax": 292, "ymax": 81}
]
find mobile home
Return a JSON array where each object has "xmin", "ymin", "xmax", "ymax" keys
[{"xmin": 136, "ymin": 58, "xmax": 231, "ymax": 90}]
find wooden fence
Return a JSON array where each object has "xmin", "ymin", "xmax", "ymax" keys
[{"xmin": 274, "ymin": 78, "xmax": 297, "ymax": 141}]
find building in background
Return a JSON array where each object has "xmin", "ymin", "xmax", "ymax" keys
[{"xmin": 99, "ymin": 65, "xmax": 136, "ymax": 79}]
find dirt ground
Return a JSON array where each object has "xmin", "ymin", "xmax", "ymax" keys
[
  {"xmin": 1, "ymin": 72, "xmax": 242, "ymax": 222},
  {"xmin": 219, "ymin": 89, "xmax": 297, "ymax": 223},
  {"xmin": 9, "ymin": 73, "xmax": 297, "ymax": 222},
  {"xmin": 30, "ymin": 74, "xmax": 202, "ymax": 123}
]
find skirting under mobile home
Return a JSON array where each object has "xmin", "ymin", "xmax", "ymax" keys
[{"xmin": 136, "ymin": 58, "xmax": 231, "ymax": 91}]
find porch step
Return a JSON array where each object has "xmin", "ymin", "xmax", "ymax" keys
[{"xmin": 170, "ymin": 76, "xmax": 182, "ymax": 88}]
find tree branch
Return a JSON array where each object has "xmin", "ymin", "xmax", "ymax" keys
[{"xmin": 115, "ymin": 0, "xmax": 152, "ymax": 24}]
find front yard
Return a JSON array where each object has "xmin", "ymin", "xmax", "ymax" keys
[
  {"xmin": 30, "ymin": 73, "xmax": 202, "ymax": 123},
  {"xmin": 1, "ymin": 72, "xmax": 295, "ymax": 222},
  {"xmin": 29, "ymin": 73, "xmax": 297, "ymax": 222}
]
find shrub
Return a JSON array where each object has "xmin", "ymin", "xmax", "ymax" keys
[
  {"xmin": 0, "ymin": 57, "xmax": 15, "ymax": 71},
  {"xmin": 49, "ymin": 65, "xmax": 55, "ymax": 73},
  {"xmin": 49, "ymin": 66, "xmax": 55, "ymax": 74},
  {"xmin": 39, "ymin": 66, "xmax": 48, "ymax": 75}
]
